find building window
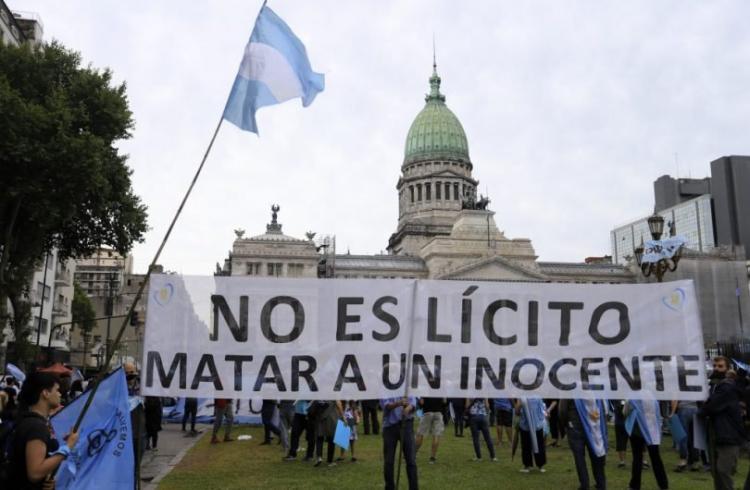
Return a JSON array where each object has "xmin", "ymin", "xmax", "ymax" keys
[
  {"xmin": 267, "ymin": 263, "xmax": 283, "ymax": 277},
  {"xmin": 34, "ymin": 317, "xmax": 49, "ymax": 334},
  {"xmin": 288, "ymin": 264, "xmax": 304, "ymax": 277},
  {"xmin": 417, "ymin": 184, "xmax": 422, "ymax": 201},
  {"xmin": 436, "ymin": 182, "xmax": 441, "ymax": 200},
  {"xmin": 425, "ymin": 183, "xmax": 432, "ymax": 201},
  {"xmin": 409, "ymin": 186, "xmax": 414, "ymax": 203},
  {"xmin": 445, "ymin": 183, "xmax": 450, "ymax": 200},
  {"xmin": 453, "ymin": 183, "xmax": 459, "ymax": 200},
  {"xmin": 246, "ymin": 262, "xmax": 261, "ymax": 275},
  {"xmin": 37, "ymin": 282, "xmax": 51, "ymax": 304}
]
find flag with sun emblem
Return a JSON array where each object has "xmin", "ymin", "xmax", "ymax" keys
[{"xmin": 51, "ymin": 368, "xmax": 134, "ymax": 490}]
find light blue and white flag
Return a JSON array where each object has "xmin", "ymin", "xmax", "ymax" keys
[
  {"xmin": 51, "ymin": 368, "xmax": 134, "ymax": 490},
  {"xmin": 4, "ymin": 362, "xmax": 25, "ymax": 383},
  {"xmin": 625, "ymin": 399, "xmax": 662, "ymax": 446},
  {"xmin": 223, "ymin": 4, "xmax": 325, "ymax": 134},
  {"xmin": 574, "ymin": 399, "xmax": 608, "ymax": 457},
  {"xmin": 642, "ymin": 236, "xmax": 686, "ymax": 264}
]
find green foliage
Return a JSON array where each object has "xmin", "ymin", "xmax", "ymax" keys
[
  {"xmin": 0, "ymin": 41, "xmax": 148, "ymax": 348},
  {"xmin": 72, "ymin": 281, "xmax": 96, "ymax": 333}
]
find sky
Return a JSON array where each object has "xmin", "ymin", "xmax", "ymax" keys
[{"xmin": 14, "ymin": 1, "xmax": 750, "ymax": 274}]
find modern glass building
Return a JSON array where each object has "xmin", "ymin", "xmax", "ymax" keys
[{"xmin": 611, "ymin": 194, "xmax": 715, "ymax": 265}]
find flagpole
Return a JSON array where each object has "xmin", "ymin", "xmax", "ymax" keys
[{"xmin": 71, "ymin": 116, "xmax": 225, "ymax": 433}]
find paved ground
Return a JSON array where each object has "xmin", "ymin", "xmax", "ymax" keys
[{"xmin": 141, "ymin": 423, "xmax": 210, "ymax": 490}]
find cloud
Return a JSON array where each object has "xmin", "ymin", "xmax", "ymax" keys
[{"xmin": 17, "ymin": 0, "xmax": 750, "ymax": 272}]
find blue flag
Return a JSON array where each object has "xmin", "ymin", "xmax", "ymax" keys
[
  {"xmin": 223, "ymin": 5, "xmax": 324, "ymax": 134},
  {"xmin": 51, "ymin": 368, "xmax": 134, "ymax": 490}
]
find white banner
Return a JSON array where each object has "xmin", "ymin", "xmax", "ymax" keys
[{"xmin": 142, "ymin": 275, "xmax": 707, "ymax": 401}]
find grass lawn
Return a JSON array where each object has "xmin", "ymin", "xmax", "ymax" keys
[{"xmin": 160, "ymin": 420, "xmax": 740, "ymax": 489}]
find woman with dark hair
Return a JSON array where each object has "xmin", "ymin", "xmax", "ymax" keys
[{"xmin": 8, "ymin": 372, "xmax": 79, "ymax": 489}]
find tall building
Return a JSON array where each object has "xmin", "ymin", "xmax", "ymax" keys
[
  {"xmin": 0, "ymin": 2, "xmax": 42, "ymax": 47},
  {"xmin": 711, "ymin": 155, "xmax": 750, "ymax": 260},
  {"xmin": 611, "ymin": 194, "xmax": 715, "ymax": 265},
  {"xmin": 70, "ymin": 248, "xmax": 138, "ymax": 370},
  {"xmin": 653, "ymin": 175, "xmax": 711, "ymax": 213},
  {"xmin": 220, "ymin": 64, "xmax": 633, "ymax": 286}
]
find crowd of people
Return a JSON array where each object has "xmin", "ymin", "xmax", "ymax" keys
[
  {"xmin": 1, "ymin": 355, "xmax": 750, "ymax": 489},
  {"xmin": 216, "ymin": 356, "xmax": 750, "ymax": 490}
]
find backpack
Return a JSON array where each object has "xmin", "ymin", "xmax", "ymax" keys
[{"xmin": 0, "ymin": 419, "xmax": 16, "ymax": 484}]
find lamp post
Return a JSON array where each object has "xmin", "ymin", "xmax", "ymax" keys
[{"xmin": 633, "ymin": 213, "xmax": 683, "ymax": 282}]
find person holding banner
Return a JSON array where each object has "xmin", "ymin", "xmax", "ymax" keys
[
  {"xmin": 7, "ymin": 372, "xmax": 79, "ymax": 489},
  {"xmin": 285, "ymin": 400, "xmax": 315, "ymax": 461},
  {"xmin": 515, "ymin": 398, "xmax": 547, "ymax": 473},
  {"xmin": 449, "ymin": 398, "xmax": 466, "ymax": 437},
  {"xmin": 182, "ymin": 397, "xmax": 198, "ymax": 435},
  {"xmin": 624, "ymin": 399, "xmax": 668, "ymax": 490},
  {"xmin": 381, "ymin": 396, "xmax": 418, "ymax": 490},
  {"xmin": 559, "ymin": 399, "xmax": 607, "ymax": 490},
  {"xmin": 210, "ymin": 398, "xmax": 234, "ymax": 444},
  {"xmin": 493, "ymin": 398, "xmax": 513, "ymax": 447},
  {"xmin": 669, "ymin": 399, "xmax": 700, "ymax": 472},
  {"xmin": 465, "ymin": 398, "xmax": 497, "ymax": 462}
]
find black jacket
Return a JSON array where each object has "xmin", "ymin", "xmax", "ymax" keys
[{"xmin": 700, "ymin": 378, "xmax": 747, "ymax": 446}]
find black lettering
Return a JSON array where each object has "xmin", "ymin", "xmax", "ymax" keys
[
  {"xmin": 549, "ymin": 358, "xmax": 577, "ymax": 390},
  {"xmin": 483, "ymin": 299, "xmax": 518, "ymax": 345},
  {"xmin": 460, "ymin": 356, "xmax": 470, "ymax": 389},
  {"xmin": 678, "ymin": 355, "xmax": 702, "ymax": 392},
  {"xmin": 511, "ymin": 358, "xmax": 545, "ymax": 390},
  {"xmin": 528, "ymin": 301, "xmax": 539, "ymax": 346},
  {"xmin": 146, "ymin": 351, "xmax": 187, "ymax": 389},
  {"xmin": 336, "ymin": 297, "xmax": 364, "ymax": 341},
  {"xmin": 382, "ymin": 354, "xmax": 406, "ymax": 390},
  {"xmin": 475, "ymin": 357, "xmax": 506, "ymax": 390},
  {"xmin": 292, "ymin": 355, "xmax": 318, "ymax": 392},
  {"xmin": 427, "ymin": 297, "xmax": 451, "ymax": 342},
  {"xmin": 225, "ymin": 355, "xmax": 253, "ymax": 391},
  {"xmin": 581, "ymin": 357, "xmax": 605, "ymax": 391},
  {"xmin": 372, "ymin": 296, "xmax": 399, "ymax": 341},
  {"xmin": 608, "ymin": 357, "xmax": 641, "ymax": 391},
  {"xmin": 461, "ymin": 299, "xmax": 472, "ymax": 343},
  {"xmin": 643, "ymin": 355, "xmax": 671, "ymax": 391},
  {"xmin": 253, "ymin": 356, "xmax": 286, "ymax": 391},
  {"xmin": 589, "ymin": 302, "xmax": 630, "ymax": 345},
  {"xmin": 210, "ymin": 295, "xmax": 248, "ymax": 341},
  {"xmin": 411, "ymin": 354, "xmax": 441, "ymax": 389},
  {"xmin": 191, "ymin": 354, "xmax": 222, "ymax": 390},
  {"xmin": 334, "ymin": 354, "xmax": 366, "ymax": 391},
  {"xmin": 548, "ymin": 302, "xmax": 584, "ymax": 346},
  {"xmin": 261, "ymin": 296, "xmax": 305, "ymax": 343}
]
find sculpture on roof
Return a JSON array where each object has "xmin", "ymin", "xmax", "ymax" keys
[{"xmin": 234, "ymin": 228, "xmax": 245, "ymax": 239}]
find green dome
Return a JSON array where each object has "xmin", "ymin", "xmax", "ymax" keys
[{"xmin": 404, "ymin": 66, "xmax": 470, "ymax": 165}]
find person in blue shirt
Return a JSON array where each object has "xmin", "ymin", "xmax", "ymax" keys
[
  {"xmin": 493, "ymin": 398, "xmax": 513, "ymax": 447},
  {"xmin": 380, "ymin": 397, "xmax": 418, "ymax": 490},
  {"xmin": 284, "ymin": 400, "xmax": 315, "ymax": 461},
  {"xmin": 515, "ymin": 398, "xmax": 547, "ymax": 473}
]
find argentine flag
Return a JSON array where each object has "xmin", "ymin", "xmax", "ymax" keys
[{"xmin": 223, "ymin": 5, "xmax": 325, "ymax": 134}]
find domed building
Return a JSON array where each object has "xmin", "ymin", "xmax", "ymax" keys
[{"xmin": 219, "ymin": 63, "xmax": 632, "ymax": 285}]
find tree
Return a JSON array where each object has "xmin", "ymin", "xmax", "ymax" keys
[
  {"xmin": 0, "ymin": 41, "xmax": 148, "ymax": 359},
  {"xmin": 71, "ymin": 282, "xmax": 96, "ymax": 333}
]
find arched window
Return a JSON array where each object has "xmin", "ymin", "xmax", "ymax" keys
[
  {"xmin": 425, "ymin": 183, "xmax": 432, "ymax": 201},
  {"xmin": 417, "ymin": 184, "xmax": 422, "ymax": 201},
  {"xmin": 436, "ymin": 181, "xmax": 442, "ymax": 200},
  {"xmin": 445, "ymin": 183, "xmax": 451, "ymax": 200},
  {"xmin": 453, "ymin": 183, "xmax": 459, "ymax": 200},
  {"xmin": 409, "ymin": 186, "xmax": 414, "ymax": 203}
]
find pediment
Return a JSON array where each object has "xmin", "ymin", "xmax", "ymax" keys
[{"xmin": 438, "ymin": 256, "xmax": 548, "ymax": 281}]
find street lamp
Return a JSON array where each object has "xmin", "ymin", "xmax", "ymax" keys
[{"xmin": 634, "ymin": 213, "xmax": 683, "ymax": 282}]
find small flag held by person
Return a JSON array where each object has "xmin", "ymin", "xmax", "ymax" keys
[
  {"xmin": 51, "ymin": 368, "xmax": 134, "ymax": 490},
  {"xmin": 223, "ymin": 3, "xmax": 325, "ymax": 134}
]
